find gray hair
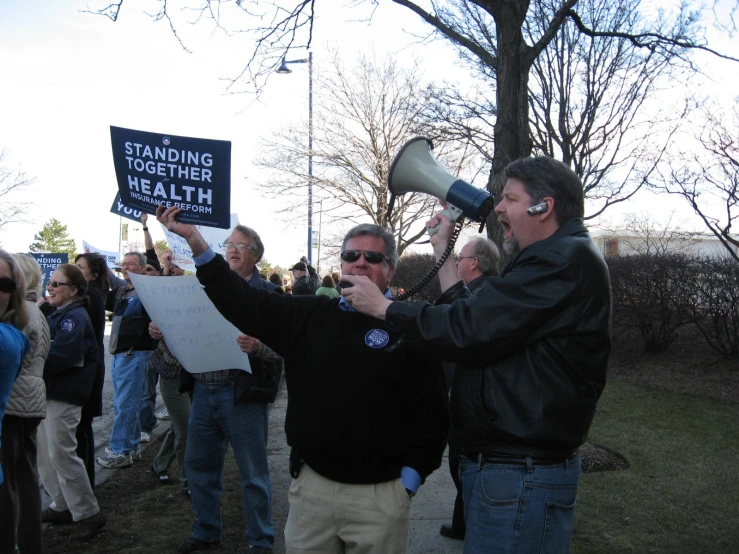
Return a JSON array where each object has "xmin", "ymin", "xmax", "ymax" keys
[
  {"xmin": 232, "ymin": 225, "xmax": 265, "ymax": 263},
  {"xmin": 124, "ymin": 252, "xmax": 146, "ymax": 266},
  {"xmin": 13, "ymin": 253, "xmax": 43, "ymax": 295},
  {"xmin": 467, "ymin": 237, "xmax": 501, "ymax": 277},
  {"xmin": 342, "ymin": 224, "xmax": 398, "ymax": 267}
]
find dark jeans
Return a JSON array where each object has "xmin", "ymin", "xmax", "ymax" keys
[
  {"xmin": 0, "ymin": 415, "xmax": 43, "ymax": 554},
  {"xmin": 449, "ymin": 432, "xmax": 465, "ymax": 534},
  {"xmin": 75, "ymin": 408, "xmax": 96, "ymax": 489}
]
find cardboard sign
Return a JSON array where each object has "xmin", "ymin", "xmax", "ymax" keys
[
  {"xmin": 28, "ymin": 253, "xmax": 69, "ymax": 293},
  {"xmin": 110, "ymin": 192, "xmax": 143, "ymax": 222},
  {"xmin": 110, "ymin": 126, "xmax": 231, "ymax": 229},
  {"xmin": 160, "ymin": 213, "xmax": 239, "ymax": 270},
  {"xmin": 128, "ymin": 273, "xmax": 250, "ymax": 374},
  {"xmin": 82, "ymin": 241, "xmax": 120, "ymax": 266}
]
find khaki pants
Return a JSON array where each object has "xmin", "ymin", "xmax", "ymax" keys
[
  {"xmin": 37, "ymin": 400, "xmax": 99, "ymax": 521},
  {"xmin": 284, "ymin": 464, "xmax": 411, "ymax": 554}
]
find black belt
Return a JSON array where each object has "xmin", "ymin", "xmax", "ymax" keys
[{"xmin": 465, "ymin": 452, "xmax": 578, "ymax": 466}]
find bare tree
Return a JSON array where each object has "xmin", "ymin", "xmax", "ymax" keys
[
  {"xmin": 88, "ymin": 0, "xmax": 738, "ymax": 247},
  {"xmin": 255, "ymin": 51, "xmax": 482, "ymax": 255},
  {"xmin": 600, "ymin": 211, "xmax": 699, "ymax": 256},
  {"xmin": 0, "ymin": 149, "xmax": 35, "ymax": 236},
  {"xmin": 652, "ymin": 100, "xmax": 739, "ymax": 263}
]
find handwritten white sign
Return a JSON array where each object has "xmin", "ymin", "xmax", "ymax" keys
[
  {"xmin": 160, "ymin": 213, "xmax": 239, "ymax": 270},
  {"xmin": 128, "ymin": 273, "xmax": 250, "ymax": 374},
  {"xmin": 82, "ymin": 240, "xmax": 120, "ymax": 265}
]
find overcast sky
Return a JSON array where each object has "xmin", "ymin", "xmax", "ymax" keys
[{"xmin": 1, "ymin": 0, "xmax": 736, "ymax": 269}]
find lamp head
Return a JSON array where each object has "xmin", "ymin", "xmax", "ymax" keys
[{"xmin": 276, "ymin": 59, "xmax": 292, "ymax": 74}]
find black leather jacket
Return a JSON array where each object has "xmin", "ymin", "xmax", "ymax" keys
[{"xmin": 386, "ymin": 219, "xmax": 612, "ymax": 459}]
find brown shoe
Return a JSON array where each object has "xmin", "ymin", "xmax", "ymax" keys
[
  {"xmin": 72, "ymin": 510, "xmax": 107, "ymax": 540},
  {"xmin": 42, "ymin": 507, "xmax": 73, "ymax": 524}
]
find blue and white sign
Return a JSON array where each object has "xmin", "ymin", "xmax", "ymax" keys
[
  {"xmin": 110, "ymin": 126, "xmax": 232, "ymax": 229},
  {"xmin": 110, "ymin": 192, "xmax": 143, "ymax": 222},
  {"xmin": 28, "ymin": 253, "xmax": 68, "ymax": 294}
]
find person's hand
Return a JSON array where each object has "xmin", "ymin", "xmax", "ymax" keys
[
  {"xmin": 149, "ymin": 322, "xmax": 163, "ymax": 340},
  {"xmin": 427, "ymin": 210, "xmax": 454, "ymax": 258},
  {"xmin": 237, "ymin": 334, "xmax": 260, "ymax": 354},
  {"xmin": 36, "ymin": 296, "xmax": 48, "ymax": 307},
  {"xmin": 162, "ymin": 249, "xmax": 173, "ymax": 263},
  {"xmin": 156, "ymin": 205, "xmax": 197, "ymax": 240},
  {"xmin": 140, "ymin": 213, "xmax": 148, "ymax": 225},
  {"xmin": 339, "ymin": 275, "xmax": 392, "ymax": 320}
]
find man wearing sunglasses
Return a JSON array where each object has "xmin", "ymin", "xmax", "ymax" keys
[
  {"xmin": 342, "ymin": 156, "xmax": 612, "ymax": 554},
  {"xmin": 97, "ymin": 252, "xmax": 158, "ymax": 470},
  {"xmin": 156, "ymin": 206, "xmax": 448, "ymax": 554}
]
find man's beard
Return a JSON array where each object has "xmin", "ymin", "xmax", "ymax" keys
[{"xmin": 503, "ymin": 237, "xmax": 519, "ymax": 255}]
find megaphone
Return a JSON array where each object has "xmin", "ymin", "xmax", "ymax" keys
[{"xmin": 387, "ymin": 137, "xmax": 495, "ymax": 223}]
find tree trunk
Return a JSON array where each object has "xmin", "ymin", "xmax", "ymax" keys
[{"xmin": 486, "ymin": 0, "xmax": 534, "ymax": 252}]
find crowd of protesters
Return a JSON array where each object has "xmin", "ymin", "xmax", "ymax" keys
[{"xmin": 0, "ymin": 155, "xmax": 612, "ymax": 554}]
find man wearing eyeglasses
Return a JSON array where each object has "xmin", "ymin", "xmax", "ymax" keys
[
  {"xmin": 156, "ymin": 207, "xmax": 448, "ymax": 554},
  {"xmin": 342, "ymin": 157, "xmax": 612, "ymax": 554},
  {"xmin": 154, "ymin": 224, "xmax": 282, "ymax": 554},
  {"xmin": 97, "ymin": 252, "xmax": 158, "ymax": 470}
]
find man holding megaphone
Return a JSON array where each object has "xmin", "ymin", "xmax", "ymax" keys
[{"xmin": 342, "ymin": 155, "xmax": 611, "ymax": 554}]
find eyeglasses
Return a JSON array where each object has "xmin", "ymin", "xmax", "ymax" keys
[
  {"xmin": 48, "ymin": 281, "xmax": 73, "ymax": 288},
  {"xmin": 223, "ymin": 242, "xmax": 255, "ymax": 252},
  {"xmin": 455, "ymin": 256, "xmax": 477, "ymax": 264},
  {"xmin": 340, "ymin": 250, "xmax": 391, "ymax": 265},
  {"xmin": 0, "ymin": 277, "xmax": 18, "ymax": 293},
  {"xmin": 121, "ymin": 262, "xmax": 141, "ymax": 268}
]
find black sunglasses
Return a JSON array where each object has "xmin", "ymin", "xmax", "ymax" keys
[
  {"xmin": 48, "ymin": 281, "xmax": 73, "ymax": 288},
  {"xmin": 0, "ymin": 277, "xmax": 18, "ymax": 293},
  {"xmin": 340, "ymin": 250, "xmax": 390, "ymax": 265}
]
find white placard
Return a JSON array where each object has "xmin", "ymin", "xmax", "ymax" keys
[
  {"xmin": 129, "ymin": 273, "xmax": 250, "ymax": 374},
  {"xmin": 160, "ymin": 213, "xmax": 239, "ymax": 270},
  {"xmin": 82, "ymin": 240, "xmax": 120, "ymax": 265}
]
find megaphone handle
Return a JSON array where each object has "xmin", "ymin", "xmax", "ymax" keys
[{"xmin": 427, "ymin": 206, "xmax": 464, "ymax": 236}]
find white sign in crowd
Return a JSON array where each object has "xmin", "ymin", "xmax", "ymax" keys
[{"xmin": 128, "ymin": 273, "xmax": 251, "ymax": 374}]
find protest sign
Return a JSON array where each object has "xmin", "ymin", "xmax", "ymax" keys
[
  {"xmin": 82, "ymin": 241, "xmax": 120, "ymax": 266},
  {"xmin": 110, "ymin": 192, "xmax": 143, "ymax": 222},
  {"xmin": 160, "ymin": 213, "xmax": 239, "ymax": 270},
  {"xmin": 129, "ymin": 273, "xmax": 250, "ymax": 373},
  {"xmin": 28, "ymin": 253, "xmax": 68, "ymax": 293},
  {"xmin": 110, "ymin": 126, "xmax": 231, "ymax": 229}
]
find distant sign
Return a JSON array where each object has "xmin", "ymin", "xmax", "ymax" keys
[
  {"xmin": 110, "ymin": 126, "xmax": 231, "ymax": 229},
  {"xmin": 110, "ymin": 192, "xmax": 143, "ymax": 222},
  {"xmin": 82, "ymin": 241, "xmax": 120, "ymax": 266},
  {"xmin": 128, "ymin": 273, "xmax": 250, "ymax": 374},
  {"xmin": 28, "ymin": 253, "xmax": 68, "ymax": 293},
  {"xmin": 160, "ymin": 213, "xmax": 239, "ymax": 270}
]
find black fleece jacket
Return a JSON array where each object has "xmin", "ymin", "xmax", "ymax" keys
[{"xmin": 197, "ymin": 254, "xmax": 449, "ymax": 485}]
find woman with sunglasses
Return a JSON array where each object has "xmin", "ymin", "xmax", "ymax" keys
[
  {"xmin": 37, "ymin": 264, "xmax": 106, "ymax": 540},
  {"xmin": 0, "ymin": 253, "xmax": 50, "ymax": 554},
  {"xmin": 74, "ymin": 253, "xmax": 110, "ymax": 488},
  {"xmin": 0, "ymin": 250, "xmax": 31, "ymax": 490}
]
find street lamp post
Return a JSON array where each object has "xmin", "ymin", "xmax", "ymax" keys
[{"xmin": 277, "ymin": 51, "xmax": 314, "ymax": 266}]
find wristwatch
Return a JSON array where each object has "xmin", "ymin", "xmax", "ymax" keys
[{"xmin": 142, "ymin": 226, "xmax": 149, "ymax": 231}]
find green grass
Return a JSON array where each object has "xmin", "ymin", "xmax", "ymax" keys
[{"xmin": 572, "ymin": 380, "xmax": 739, "ymax": 554}]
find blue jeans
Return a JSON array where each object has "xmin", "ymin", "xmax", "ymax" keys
[
  {"xmin": 109, "ymin": 350, "xmax": 149, "ymax": 454},
  {"xmin": 460, "ymin": 454, "xmax": 581, "ymax": 554},
  {"xmin": 186, "ymin": 381, "xmax": 274, "ymax": 548},
  {"xmin": 139, "ymin": 364, "xmax": 158, "ymax": 433}
]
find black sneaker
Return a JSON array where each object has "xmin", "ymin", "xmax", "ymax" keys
[
  {"xmin": 41, "ymin": 507, "xmax": 73, "ymax": 524},
  {"xmin": 72, "ymin": 510, "xmax": 107, "ymax": 540},
  {"xmin": 149, "ymin": 464, "xmax": 171, "ymax": 485},
  {"xmin": 177, "ymin": 537, "xmax": 221, "ymax": 553}
]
